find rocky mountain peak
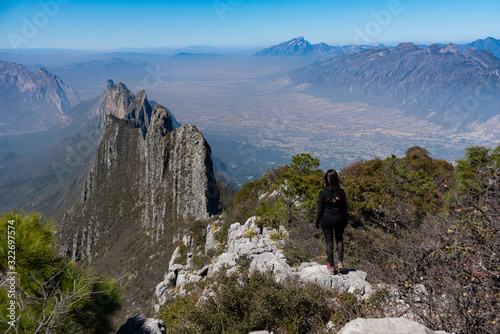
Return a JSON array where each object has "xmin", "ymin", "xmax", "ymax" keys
[
  {"xmin": 464, "ymin": 48, "xmax": 500, "ymax": 69},
  {"xmin": 439, "ymin": 43, "xmax": 462, "ymax": 55},
  {"xmin": 427, "ymin": 43, "xmax": 442, "ymax": 55},
  {"xmin": 289, "ymin": 36, "xmax": 308, "ymax": 46},
  {"xmin": 148, "ymin": 105, "xmax": 173, "ymax": 137},
  {"xmin": 254, "ymin": 37, "xmax": 390, "ymax": 60},
  {"xmin": 106, "ymin": 79, "xmax": 116, "ymax": 90},
  {"xmin": 91, "ymin": 80, "xmax": 135, "ymax": 121},
  {"xmin": 463, "ymin": 46, "xmax": 479, "ymax": 57},
  {"xmin": 254, "ymin": 36, "xmax": 318, "ymax": 57},
  {"xmin": 125, "ymin": 89, "xmax": 153, "ymax": 131},
  {"xmin": 392, "ymin": 42, "xmax": 421, "ymax": 53},
  {"xmin": 37, "ymin": 67, "xmax": 50, "ymax": 75},
  {"xmin": 61, "ymin": 81, "xmax": 219, "ymax": 317},
  {"xmin": 462, "ymin": 36, "xmax": 500, "ymax": 58},
  {"xmin": 279, "ymin": 36, "xmax": 312, "ymax": 51}
]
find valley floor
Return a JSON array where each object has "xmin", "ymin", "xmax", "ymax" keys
[{"xmin": 147, "ymin": 75, "xmax": 499, "ymax": 170}]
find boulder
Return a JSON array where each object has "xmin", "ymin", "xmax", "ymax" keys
[
  {"xmin": 176, "ymin": 270, "xmax": 203, "ymax": 287},
  {"xmin": 154, "ymin": 264, "xmax": 185, "ymax": 312},
  {"xmin": 298, "ymin": 264, "xmax": 372, "ymax": 294},
  {"xmin": 338, "ymin": 318, "xmax": 450, "ymax": 334},
  {"xmin": 205, "ymin": 223, "xmax": 220, "ymax": 252},
  {"xmin": 210, "ymin": 217, "xmax": 294, "ymax": 281}
]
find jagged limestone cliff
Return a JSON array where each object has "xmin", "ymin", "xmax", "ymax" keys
[{"xmin": 60, "ymin": 81, "xmax": 219, "ymax": 322}]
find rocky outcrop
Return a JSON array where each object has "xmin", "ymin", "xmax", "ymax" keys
[
  {"xmin": 116, "ymin": 314, "xmax": 166, "ymax": 334},
  {"xmin": 338, "ymin": 317, "xmax": 450, "ymax": 334},
  {"xmin": 0, "ymin": 60, "xmax": 85, "ymax": 133},
  {"xmin": 152, "ymin": 215, "xmax": 453, "ymax": 333},
  {"xmin": 60, "ymin": 81, "xmax": 219, "ymax": 321},
  {"xmin": 155, "ymin": 217, "xmax": 373, "ymax": 312},
  {"xmin": 68, "ymin": 82, "xmax": 218, "ymax": 254},
  {"xmin": 145, "ymin": 122, "xmax": 218, "ymax": 224},
  {"xmin": 89, "ymin": 80, "xmax": 136, "ymax": 122}
]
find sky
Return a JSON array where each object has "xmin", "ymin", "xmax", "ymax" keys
[{"xmin": 0, "ymin": 0, "xmax": 499, "ymax": 50}]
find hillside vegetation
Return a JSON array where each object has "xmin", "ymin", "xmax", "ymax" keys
[
  {"xmin": 160, "ymin": 144, "xmax": 499, "ymax": 334},
  {"xmin": 1, "ymin": 144, "xmax": 498, "ymax": 333}
]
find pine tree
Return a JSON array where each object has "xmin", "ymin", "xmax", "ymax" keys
[{"xmin": 0, "ymin": 211, "xmax": 123, "ymax": 333}]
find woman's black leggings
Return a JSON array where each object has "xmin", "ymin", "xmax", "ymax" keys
[{"xmin": 321, "ymin": 218, "xmax": 345, "ymax": 266}]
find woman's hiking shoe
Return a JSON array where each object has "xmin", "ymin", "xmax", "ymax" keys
[
  {"xmin": 327, "ymin": 264, "xmax": 338, "ymax": 275},
  {"xmin": 337, "ymin": 261, "xmax": 347, "ymax": 274}
]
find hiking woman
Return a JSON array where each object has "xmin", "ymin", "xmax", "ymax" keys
[{"xmin": 315, "ymin": 169, "xmax": 348, "ymax": 274}]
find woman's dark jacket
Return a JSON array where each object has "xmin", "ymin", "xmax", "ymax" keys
[{"xmin": 315, "ymin": 187, "xmax": 348, "ymax": 228}]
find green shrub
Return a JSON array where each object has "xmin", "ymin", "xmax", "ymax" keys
[
  {"xmin": 341, "ymin": 146, "xmax": 454, "ymax": 230},
  {"xmin": 214, "ymin": 219, "xmax": 231, "ymax": 247},
  {"xmin": 158, "ymin": 270, "xmax": 335, "ymax": 333},
  {"xmin": 157, "ymin": 269, "xmax": 393, "ymax": 334},
  {"xmin": 269, "ymin": 226, "xmax": 287, "ymax": 241},
  {"xmin": 189, "ymin": 219, "xmax": 207, "ymax": 250},
  {"xmin": 283, "ymin": 215, "xmax": 324, "ymax": 267},
  {"xmin": 191, "ymin": 251, "xmax": 209, "ymax": 271},
  {"xmin": 243, "ymin": 227, "xmax": 257, "ymax": 240},
  {"xmin": 174, "ymin": 241, "xmax": 188, "ymax": 266},
  {"xmin": 156, "ymin": 292, "xmax": 199, "ymax": 327},
  {"xmin": 255, "ymin": 201, "xmax": 279, "ymax": 229},
  {"xmin": 0, "ymin": 211, "xmax": 123, "ymax": 334},
  {"xmin": 235, "ymin": 254, "xmax": 252, "ymax": 272}
]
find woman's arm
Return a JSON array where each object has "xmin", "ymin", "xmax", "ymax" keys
[
  {"xmin": 341, "ymin": 189, "xmax": 348, "ymax": 225},
  {"xmin": 315, "ymin": 191, "xmax": 325, "ymax": 229}
]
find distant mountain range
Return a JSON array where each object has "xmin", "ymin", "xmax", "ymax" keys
[
  {"xmin": 284, "ymin": 42, "xmax": 500, "ymax": 128},
  {"xmin": 460, "ymin": 37, "xmax": 500, "ymax": 59},
  {"xmin": 0, "ymin": 61, "xmax": 85, "ymax": 133},
  {"xmin": 254, "ymin": 36, "xmax": 380, "ymax": 60},
  {"xmin": 255, "ymin": 36, "xmax": 500, "ymax": 61},
  {"xmin": 30, "ymin": 58, "xmax": 154, "ymax": 97}
]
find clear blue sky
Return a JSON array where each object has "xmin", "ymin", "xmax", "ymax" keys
[{"xmin": 0, "ymin": 0, "xmax": 498, "ymax": 50}]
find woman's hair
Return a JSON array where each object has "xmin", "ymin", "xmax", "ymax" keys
[{"xmin": 325, "ymin": 169, "xmax": 340, "ymax": 190}]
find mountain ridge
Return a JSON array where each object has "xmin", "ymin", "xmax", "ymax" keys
[
  {"xmin": 255, "ymin": 36, "xmax": 500, "ymax": 61},
  {"xmin": 285, "ymin": 42, "xmax": 500, "ymax": 129},
  {"xmin": 254, "ymin": 36, "xmax": 378, "ymax": 60},
  {"xmin": 0, "ymin": 60, "xmax": 85, "ymax": 133},
  {"xmin": 460, "ymin": 36, "xmax": 500, "ymax": 59}
]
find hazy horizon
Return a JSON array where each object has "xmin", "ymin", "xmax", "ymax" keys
[
  {"xmin": 1, "ymin": 35, "xmax": 499, "ymax": 53},
  {"xmin": 1, "ymin": 0, "xmax": 499, "ymax": 187},
  {"xmin": 1, "ymin": 0, "xmax": 499, "ymax": 50}
]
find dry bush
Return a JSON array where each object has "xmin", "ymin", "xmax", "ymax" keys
[{"xmin": 382, "ymin": 183, "xmax": 499, "ymax": 334}]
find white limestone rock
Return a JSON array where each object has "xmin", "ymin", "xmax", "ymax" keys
[
  {"xmin": 338, "ymin": 318, "xmax": 450, "ymax": 334},
  {"xmin": 297, "ymin": 263, "xmax": 371, "ymax": 294},
  {"xmin": 176, "ymin": 270, "xmax": 203, "ymax": 287},
  {"xmin": 205, "ymin": 222, "xmax": 220, "ymax": 252}
]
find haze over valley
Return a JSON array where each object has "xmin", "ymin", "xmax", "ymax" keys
[{"xmin": 2, "ymin": 37, "xmax": 500, "ymax": 190}]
